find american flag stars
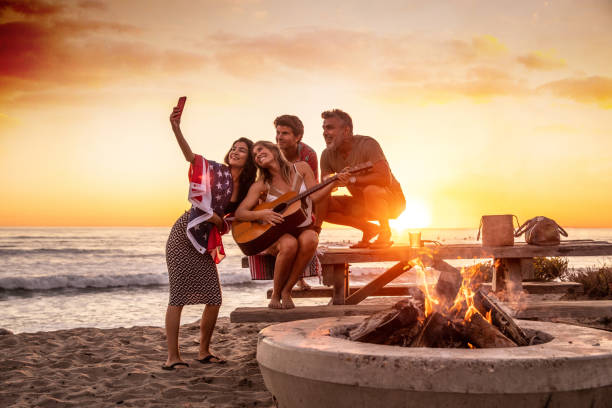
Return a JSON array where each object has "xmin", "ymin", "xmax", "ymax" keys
[{"xmin": 208, "ymin": 161, "xmax": 233, "ymax": 214}]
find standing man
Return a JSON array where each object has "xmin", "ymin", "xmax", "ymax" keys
[{"xmin": 319, "ymin": 109, "xmax": 405, "ymax": 248}]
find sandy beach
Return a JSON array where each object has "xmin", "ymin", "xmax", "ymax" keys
[
  {"xmin": 0, "ymin": 317, "xmax": 275, "ymax": 407},
  {"xmin": 2, "ymin": 295, "xmax": 611, "ymax": 407}
]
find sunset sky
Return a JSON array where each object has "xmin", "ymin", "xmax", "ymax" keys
[{"xmin": 1, "ymin": 0, "xmax": 611, "ymax": 228}]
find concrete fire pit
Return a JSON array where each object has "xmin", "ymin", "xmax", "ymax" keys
[{"xmin": 257, "ymin": 317, "xmax": 612, "ymax": 408}]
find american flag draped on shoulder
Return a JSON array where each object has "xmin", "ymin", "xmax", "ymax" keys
[{"xmin": 186, "ymin": 154, "xmax": 233, "ymax": 264}]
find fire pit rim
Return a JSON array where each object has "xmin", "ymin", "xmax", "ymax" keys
[{"xmin": 257, "ymin": 316, "xmax": 612, "ymax": 394}]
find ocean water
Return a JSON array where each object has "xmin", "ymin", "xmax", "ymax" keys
[{"xmin": 1, "ymin": 227, "xmax": 611, "ymax": 334}]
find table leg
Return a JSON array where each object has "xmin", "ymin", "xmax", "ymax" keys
[
  {"xmin": 344, "ymin": 263, "xmax": 350, "ymax": 299},
  {"xmin": 322, "ymin": 264, "xmax": 334, "ymax": 287},
  {"xmin": 520, "ymin": 258, "xmax": 535, "ymax": 280},
  {"xmin": 322, "ymin": 263, "xmax": 348, "ymax": 305},
  {"xmin": 493, "ymin": 258, "xmax": 523, "ymax": 295},
  {"xmin": 332, "ymin": 263, "xmax": 347, "ymax": 305}
]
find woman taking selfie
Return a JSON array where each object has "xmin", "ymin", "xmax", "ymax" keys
[{"xmin": 163, "ymin": 99, "xmax": 256, "ymax": 370}]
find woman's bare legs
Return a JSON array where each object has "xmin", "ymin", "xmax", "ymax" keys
[
  {"xmin": 164, "ymin": 305, "xmax": 186, "ymax": 366},
  {"xmin": 198, "ymin": 304, "xmax": 220, "ymax": 359},
  {"xmin": 281, "ymin": 230, "xmax": 318, "ymax": 309},
  {"xmin": 269, "ymin": 234, "xmax": 298, "ymax": 309}
]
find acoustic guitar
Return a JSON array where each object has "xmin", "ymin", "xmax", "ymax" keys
[{"xmin": 232, "ymin": 162, "xmax": 373, "ymax": 256}]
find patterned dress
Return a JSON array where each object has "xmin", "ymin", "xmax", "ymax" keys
[
  {"xmin": 166, "ymin": 156, "xmax": 233, "ymax": 306},
  {"xmin": 166, "ymin": 212, "xmax": 222, "ymax": 306}
]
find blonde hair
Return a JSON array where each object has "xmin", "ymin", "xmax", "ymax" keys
[{"xmin": 253, "ymin": 140, "xmax": 293, "ymax": 185}]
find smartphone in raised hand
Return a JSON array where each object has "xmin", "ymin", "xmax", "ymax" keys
[{"xmin": 176, "ymin": 96, "xmax": 187, "ymax": 118}]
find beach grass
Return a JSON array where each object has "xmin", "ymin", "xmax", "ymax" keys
[{"xmin": 565, "ymin": 265, "xmax": 612, "ymax": 299}]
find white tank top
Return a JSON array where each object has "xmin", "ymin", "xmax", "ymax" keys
[{"xmin": 264, "ymin": 164, "xmax": 313, "ymax": 228}]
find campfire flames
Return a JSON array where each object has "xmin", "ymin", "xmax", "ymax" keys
[
  {"xmin": 414, "ymin": 263, "xmax": 438, "ymax": 317},
  {"xmin": 415, "ymin": 259, "xmax": 491, "ymax": 325},
  {"xmin": 334, "ymin": 260, "xmax": 531, "ymax": 349}
]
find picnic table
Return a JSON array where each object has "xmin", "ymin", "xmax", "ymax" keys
[{"xmin": 316, "ymin": 239, "xmax": 612, "ymax": 305}]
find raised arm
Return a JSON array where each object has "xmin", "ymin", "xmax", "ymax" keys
[
  {"xmin": 235, "ymin": 180, "xmax": 285, "ymax": 225},
  {"xmin": 169, "ymin": 106, "xmax": 196, "ymax": 163}
]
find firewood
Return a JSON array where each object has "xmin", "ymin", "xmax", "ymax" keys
[
  {"xmin": 474, "ymin": 289, "xmax": 529, "ymax": 346},
  {"xmin": 349, "ymin": 299, "xmax": 421, "ymax": 343},
  {"xmin": 464, "ymin": 313, "xmax": 517, "ymax": 348},
  {"xmin": 433, "ymin": 259, "xmax": 462, "ymax": 307},
  {"xmin": 410, "ymin": 312, "xmax": 467, "ymax": 348},
  {"xmin": 383, "ymin": 323, "xmax": 422, "ymax": 346}
]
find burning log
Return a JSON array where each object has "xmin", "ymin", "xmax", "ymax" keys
[
  {"xmin": 349, "ymin": 298, "xmax": 423, "ymax": 344},
  {"xmin": 432, "ymin": 259, "xmax": 462, "ymax": 307},
  {"xmin": 383, "ymin": 324, "xmax": 422, "ymax": 346},
  {"xmin": 474, "ymin": 289, "xmax": 529, "ymax": 346},
  {"xmin": 463, "ymin": 313, "xmax": 517, "ymax": 348},
  {"xmin": 410, "ymin": 312, "xmax": 467, "ymax": 348},
  {"xmin": 337, "ymin": 260, "xmax": 532, "ymax": 349}
]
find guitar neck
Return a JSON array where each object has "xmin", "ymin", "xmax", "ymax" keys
[
  {"xmin": 285, "ymin": 175, "xmax": 338, "ymax": 206},
  {"xmin": 283, "ymin": 161, "xmax": 372, "ymax": 206}
]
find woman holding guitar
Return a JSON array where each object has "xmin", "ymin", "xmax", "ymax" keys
[
  {"xmin": 163, "ymin": 98, "xmax": 257, "ymax": 370},
  {"xmin": 235, "ymin": 141, "xmax": 350, "ymax": 309}
]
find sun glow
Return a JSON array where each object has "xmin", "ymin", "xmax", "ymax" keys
[{"xmin": 389, "ymin": 199, "xmax": 432, "ymax": 231}]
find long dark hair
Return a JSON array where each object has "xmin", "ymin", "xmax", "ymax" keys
[
  {"xmin": 253, "ymin": 140, "xmax": 293, "ymax": 185},
  {"xmin": 224, "ymin": 137, "xmax": 256, "ymax": 203}
]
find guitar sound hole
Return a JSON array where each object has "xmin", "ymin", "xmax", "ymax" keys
[{"xmin": 273, "ymin": 203, "xmax": 287, "ymax": 213}]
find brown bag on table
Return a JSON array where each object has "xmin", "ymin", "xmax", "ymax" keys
[{"xmin": 514, "ymin": 216, "xmax": 568, "ymax": 246}]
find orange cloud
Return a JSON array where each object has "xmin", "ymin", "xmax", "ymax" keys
[
  {"xmin": 208, "ymin": 31, "xmax": 511, "ymax": 82},
  {"xmin": 77, "ymin": 1, "xmax": 106, "ymax": 11},
  {"xmin": 472, "ymin": 35, "xmax": 508, "ymax": 56},
  {"xmin": 208, "ymin": 29, "xmax": 400, "ymax": 79},
  {"xmin": 0, "ymin": 14, "xmax": 208, "ymax": 105},
  {"xmin": 538, "ymin": 76, "xmax": 612, "ymax": 109},
  {"xmin": 372, "ymin": 63, "xmax": 525, "ymax": 104},
  {"xmin": 517, "ymin": 50, "xmax": 566, "ymax": 70},
  {"xmin": 444, "ymin": 35, "xmax": 508, "ymax": 63},
  {"xmin": 206, "ymin": 30, "xmax": 611, "ymax": 110},
  {"xmin": 0, "ymin": 0, "xmax": 64, "ymax": 16}
]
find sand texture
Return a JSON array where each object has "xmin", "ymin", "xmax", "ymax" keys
[{"xmin": 0, "ymin": 318, "xmax": 275, "ymax": 407}]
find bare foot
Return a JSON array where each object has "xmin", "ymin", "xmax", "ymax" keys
[
  {"xmin": 268, "ymin": 297, "xmax": 282, "ymax": 309},
  {"xmin": 296, "ymin": 278, "xmax": 311, "ymax": 290},
  {"xmin": 281, "ymin": 294, "xmax": 295, "ymax": 309}
]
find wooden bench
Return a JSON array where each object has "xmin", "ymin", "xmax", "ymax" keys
[
  {"xmin": 262, "ymin": 281, "xmax": 584, "ymax": 299},
  {"xmin": 229, "ymin": 300, "xmax": 612, "ymax": 324},
  {"xmin": 316, "ymin": 239, "xmax": 612, "ymax": 304},
  {"xmin": 243, "ymin": 239, "xmax": 612, "ymax": 305}
]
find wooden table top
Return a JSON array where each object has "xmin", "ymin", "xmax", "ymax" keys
[{"xmin": 318, "ymin": 240, "xmax": 612, "ymax": 264}]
